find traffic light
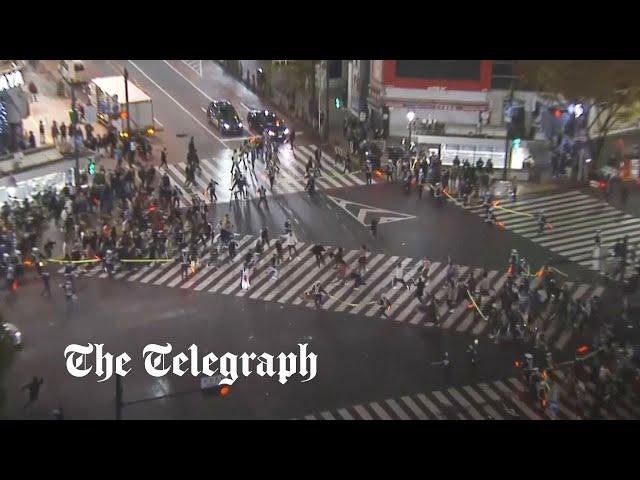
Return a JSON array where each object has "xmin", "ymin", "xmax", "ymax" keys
[
  {"xmin": 335, "ymin": 97, "xmax": 342, "ymax": 109},
  {"xmin": 88, "ymin": 159, "xmax": 95, "ymax": 176},
  {"xmin": 120, "ymin": 110, "xmax": 129, "ymax": 120},
  {"xmin": 68, "ymin": 109, "xmax": 78, "ymax": 124}
]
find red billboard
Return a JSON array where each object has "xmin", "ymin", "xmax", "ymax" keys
[{"xmin": 381, "ymin": 60, "xmax": 493, "ymax": 91}]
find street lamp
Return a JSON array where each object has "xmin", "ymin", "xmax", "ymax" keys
[{"xmin": 407, "ymin": 111, "xmax": 416, "ymax": 146}]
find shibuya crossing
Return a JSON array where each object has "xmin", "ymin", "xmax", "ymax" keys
[{"xmin": 0, "ymin": 59, "xmax": 639, "ymax": 421}]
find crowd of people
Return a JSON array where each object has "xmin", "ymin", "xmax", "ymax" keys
[{"xmin": 1, "ymin": 127, "xmax": 639, "ymax": 416}]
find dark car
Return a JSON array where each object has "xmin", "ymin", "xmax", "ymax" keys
[
  {"xmin": 0, "ymin": 322, "xmax": 22, "ymax": 349},
  {"xmin": 358, "ymin": 140, "xmax": 383, "ymax": 168},
  {"xmin": 386, "ymin": 145, "xmax": 409, "ymax": 163},
  {"xmin": 246, "ymin": 109, "xmax": 289, "ymax": 142},
  {"xmin": 206, "ymin": 100, "xmax": 244, "ymax": 135}
]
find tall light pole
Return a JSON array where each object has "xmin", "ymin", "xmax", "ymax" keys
[
  {"xmin": 502, "ymin": 84, "xmax": 514, "ymax": 180},
  {"xmin": 123, "ymin": 68, "xmax": 131, "ymax": 135},
  {"xmin": 65, "ymin": 79, "xmax": 81, "ymax": 190},
  {"xmin": 407, "ymin": 111, "xmax": 416, "ymax": 146}
]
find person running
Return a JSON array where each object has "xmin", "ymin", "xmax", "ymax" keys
[
  {"xmin": 310, "ymin": 281, "xmax": 326, "ymax": 309},
  {"xmin": 357, "ymin": 244, "xmax": 368, "ymax": 275},
  {"xmin": 268, "ymin": 253, "xmax": 279, "ymax": 280},
  {"xmin": 312, "ymin": 243, "xmax": 326, "ymax": 268},
  {"xmin": 260, "ymin": 227, "xmax": 270, "ymax": 248},
  {"xmin": 257, "ymin": 184, "xmax": 268, "ymax": 207},
  {"xmin": 274, "ymin": 239, "xmax": 284, "ymax": 264},
  {"xmin": 22, "ymin": 376, "xmax": 44, "ymax": 410},
  {"xmin": 206, "ymin": 178, "xmax": 219, "ymax": 203},
  {"xmin": 392, "ymin": 261, "xmax": 410, "ymax": 289},
  {"xmin": 284, "ymin": 231, "xmax": 298, "ymax": 260},
  {"xmin": 376, "ymin": 293, "xmax": 392, "ymax": 318}
]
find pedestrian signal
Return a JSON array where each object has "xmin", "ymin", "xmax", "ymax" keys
[
  {"xmin": 88, "ymin": 160, "xmax": 95, "ymax": 175},
  {"xmin": 335, "ymin": 97, "xmax": 342, "ymax": 109},
  {"xmin": 512, "ymin": 138, "xmax": 521, "ymax": 148},
  {"xmin": 69, "ymin": 109, "xmax": 78, "ymax": 124}
]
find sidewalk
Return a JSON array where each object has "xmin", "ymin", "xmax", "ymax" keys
[{"xmin": 20, "ymin": 61, "xmax": 73, "ymax": 148}]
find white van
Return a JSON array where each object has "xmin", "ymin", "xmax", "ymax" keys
[{"xmin": 58, "ymin": 60, "xmax": 89, "ymax": 84}]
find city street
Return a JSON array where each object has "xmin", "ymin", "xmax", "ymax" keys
[{"xmin": 1, "ymin": 60, "xmax": 639, "ymax": 420}]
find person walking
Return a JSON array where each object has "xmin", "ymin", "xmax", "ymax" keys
[
  {"xmin": 28, "ymin": 131, "xmax": 36, "ymax": 149},
  {"xmin": 314, "ymin": 146, "xmax": 322, "ymax": 176},
  {"xmin": 268, "ymin": 166, "xmax": 276, "ymax": 191},
  {"xmin": 289, "ymin": 128, "xmax": 296, "ymax": 150},
  {"xmin": 22, "ymin": 376, "xmax": 44, "ymax": 410},
  {"xmin": 41, "ymin": 271, "xmax": 51, "ymax": 297},
  {"xmin": 160, "ymin": 147, "xmax": 168, "ymax": 169},
  {"xmin": 28, "ymin": 81, "xmax": 38, "ymax": 102},
  {"xmin": 284, "ymin": 231, "xmax": 298, "ymax": 260},
  {"xmin": 620, "ymin": 184, "xmax": 629, "ymax": 212},
  {"xmin": 38, "ymin": 120, "xmax": 46, "ymax": 145},
  {"xmin": 51, "ymin": 121, "xmax": 59, "ymax": 146},
  {"xmin": 344, "ymin": 153, "xmax": 352, "ymax": 174},
  {"xmin": 60, "ymin": 122, "xmax": 67, "ymax": 143},
  {"xmin": 365, "ymin": 159, "xmax": 373, "ymax": 185}
]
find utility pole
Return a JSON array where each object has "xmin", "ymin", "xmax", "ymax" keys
[
  {"xmin": 325, "ymin": 60, "xmax": 330, "ymax": 142},
  {"xmin": 123, "ymin": 68, "xmax": 131, "ymax": 135},
  {"xmin": 502, "ymin": 83, "xmax": 515, "ymax": 181},
  {"xmin": 115, "ymin": 375, "xmax": 123, "ymax": 420},
  {"xmin": 69, "ymin": 82, "xmax": 80, "ymax": 189}
]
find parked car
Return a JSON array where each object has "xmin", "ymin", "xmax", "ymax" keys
[{"xmin": 358, "ymin": 140, "xmax": 383, "ymax": 168}]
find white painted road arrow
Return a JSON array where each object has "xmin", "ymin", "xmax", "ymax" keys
[{"xmin": 327, "ymin": 196, "xmax": 416, "ymax": 227}]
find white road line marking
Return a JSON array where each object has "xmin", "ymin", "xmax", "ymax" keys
[{"xmin": 127, "ymin": 60, "xmax": 226, "ymax": 148}]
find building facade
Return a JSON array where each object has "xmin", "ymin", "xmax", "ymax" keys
[{"xmin": 347, "ymin": 60, "xmax": 545, "ymax": 170}]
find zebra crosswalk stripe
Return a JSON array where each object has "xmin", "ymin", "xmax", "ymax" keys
[
  {"xmin": 70, "ymin": 234, "xmax": 602, "ymax": 348},
  {"xmin": 451, "ymin": 189, "xmax": 640, "ymax": 278}
]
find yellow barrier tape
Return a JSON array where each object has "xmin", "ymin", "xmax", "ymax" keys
[
  {"xmin": 493, "ymin": 202, "xmax": 554, "ymax": 229},
  {"xmin": 466, "ymin": 290, "xmax": 488, "ymax": 321},
  {"xmin": 46, "ymin": 258, "xmax": 102, "ymax": 264},
  {"xmin": 120, "ymin": 258, "xmax": 174, "ymax": 263}
]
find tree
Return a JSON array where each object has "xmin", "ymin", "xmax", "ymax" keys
[{"xmin": 517, "ymin": 60, "xmax": 640, "ymax": 164}]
